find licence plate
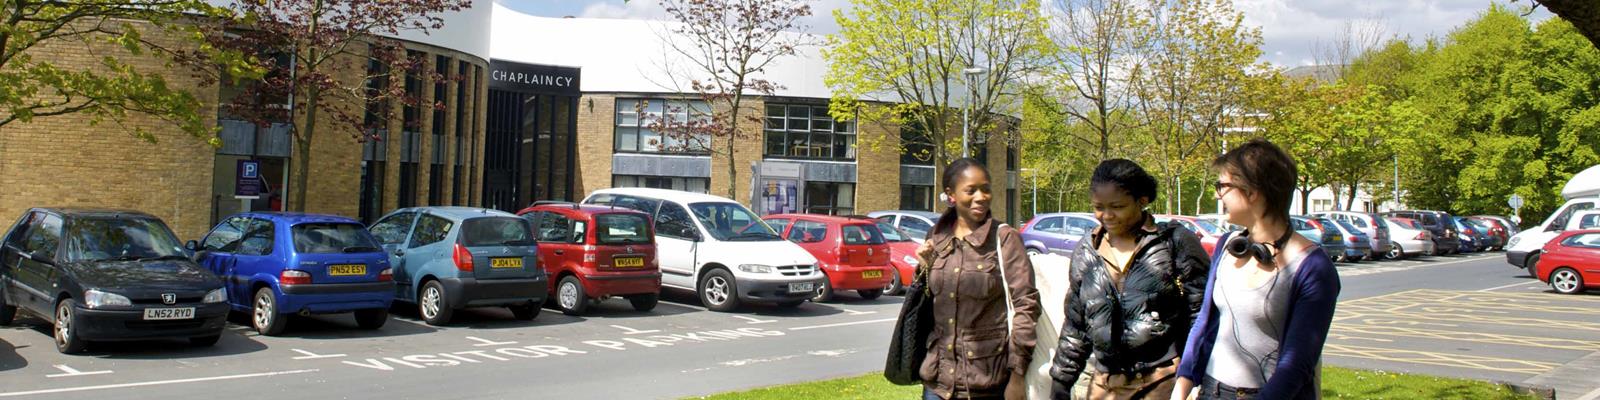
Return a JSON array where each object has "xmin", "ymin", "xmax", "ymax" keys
[
  {"xmin": 788, "ymin": 282, "xmax": 814, "ymax": 293},
  {"xmin": 491, "ymin": 257, "xmax": 523, "ymax": 268},
  {"xmin": 143, "ymin": 307, "xmax": 195, "ymax": 321},
  {"xmin": 328, "ymin": 264, "xmax": 366, "ymax": 276},
  {"xmin": 862, "ymin": 270, "xmax": 883, "ymax": 279},
  {"xmin": 614, "ymin": 257, "xmax": 645, "ymax": 268}
]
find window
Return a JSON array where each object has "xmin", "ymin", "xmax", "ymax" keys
[
  {"xmin": 899, "ymin": 216, "xmax": 933, "ymax": 240},
  {"xmin": 764, "ymin": 218, "xmax": 794, "ymax": 235},
  {"xmin": 236, "ymin": 219, "xmax": 275, "ymax": 256},
  {"xmin": 790, "ymin": 220, "xmax": 827, "ymax": 243},
  {"xmin": 900, "ymin": 119, "xmax": 934, "ymax": 166},
  {"xmin": 805, "ymin": 182, "xmax": 855, "ymax": 215},
  {"xmin": 409, "ymin": 214, "xmax": 453, "ymax": 248},
  {"xmin": 656, "ymin": 203, "xmax": 698, "ymax": 240},
  {"xmin": 1348, "ymin": 215, "xmax": 1370, "ymax": 228},
  {"xmin": 596, "ymin": 213, "xmax": 651, "ymax": 245},
  {"xmin": 1565, "ymin": 233, "xmax": 1600, "ymax": 248},
  {"xmin": 901, "ymin": 184, "xmax": 933, "ymax": 212},
  {"xmin": 203, "ymin": 217, "xmax": 249, "ymax": 252},
  {"xmin": 293, "ymin": 223, "xmax": 380, "ymax": 254},
  {"xmin": 876, "ymin": 220, "xmax": 911, "ymax": 242},
  {"xmin": 1032, "ymin": 217, "xmax": 1063, "ymax": 234},
  {"xmin": 369, "ymin": 212, "xmax": 416, "ymax": 245},
  {"xmin": 538, "ymin": 212, "xmax": 577, "ymax": 244},
  {"xmin": 613, "ymin": 175, "xmax": 709, "ymax": 194},
  {"xmin": 1550, "ymin": 203, "xmax": 1596, "ymax": 230},
  {"xmin": 429, "ymin": 164, "xmax": 443, "ymax": 205},
  {"xmin": 1312, "ymin": 199, "xmax": 1333, "ymax": 212},
  {"xmin": 1006, "ymin": 144, "xmax": 1018, "ymax": 171},
  {"xmin": 842, "ymin": 224, "xmax": 885, "ymax": 245},
  {"xmin": 609, "ymin": 195, "xmax": 662, "ymax": 216},
  {"xmin": 22, "ymin": 214, "xmax": 61, "ymax": 260},
  {"xmin": 1065, "ymin": 217, "xmax": 1098, "ymax": 236},
  {"xmin": 690, "ymin": 202, "xmax": 780, "ymax": 241},
  {"xmin": 764, "ymin": 103, "xmax": 856, "ymax": 160},
  {"xmin": 65, "ymin": 217, "xmax": 185, "ymax": 262},
  {"xmin": 615, "ymin": 98, "xmax": 710, "ymax": 154},
  {"xmin": 1580, "ymin": 214, "xmax": 1600, "ymax": 230},
  {"xmin": 462, "ymin": 217, "xmax": 534, "ymax": 246}
]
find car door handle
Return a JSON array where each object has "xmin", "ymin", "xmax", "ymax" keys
[
  {"xmin": 394, "ymin": 249, "xmax": 406, "ymax": 256},
  {"xmin": 553, "ymin": 250, "xmax": 564, "ymax": 255}
]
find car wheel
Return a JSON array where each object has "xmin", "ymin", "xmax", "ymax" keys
[
  {"xmin": 1525, "ymin": 253, "xmax": 1541, "ymax": 279},
  {"xmin": 812, "ymin": 272, "xmax": 835, "ymax": 303},
  {"xmin": 509, "ymin": 302, "xmax": 540, "ymax": 320},
  {"xmin": 0, "ymin": 288, "xmax": 16, "ymax": 326},
  {"xmin": 418, "ymin": 280, "xmax": 454, "ymax": 326},
  {"xmin": 190, "ymin": 334, "xmax": 221, "ymax": 347},
  {"xmin": 1551, "ymin": 268, "xmax": 1585, "ymax": 294},
  {"xmin": 1026, "ymin": 248, "xmax": 1042, "ymax": 257},
  {"xmin": 627, "ymin": 294, "xmax": 659, "ymax": 312},
  {"xmin": 883, "ymin": 271, "xmax": 904, "ymax": 295},
  {"xmin": 1387, "ymin": 244, "xmax": 1403, "ymax": 260},
  {"xmin": 699, "ymin": 269, "xmax": 741, "ymax": 312},
  {"xmin": 54, "ymin": 298, "xmax": 87, "ymax": 354},
  {"xmin": 354, "ymin": 308, "xmax": 388, "ymax": 329},
  {"xmin": 556, "ymin": 276, "xmax": 589, "ymax": 316},
  {"xmin": 858, "ymin": 288, "xmax": 884, "ymax": 300},
  {"xmin": 252, "ymin": 288, "xmax": 288, "ymax": 336}
]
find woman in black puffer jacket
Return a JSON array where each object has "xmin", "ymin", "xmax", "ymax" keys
[{"xmin": 1049, "ymin": 159, "xmax": 1210, "ymax": 400}]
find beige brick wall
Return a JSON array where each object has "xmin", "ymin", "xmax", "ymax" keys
[
  {"xmin": 575, "ymin": 94, "xmax": 617, "ymax": 199},
  {"xmin": 855, "ymin": 106, "xmax": 901, "ymax": 213},
  {"xmin": 709, "ymin": 99, "xmax": 764, "ymax": 205}
]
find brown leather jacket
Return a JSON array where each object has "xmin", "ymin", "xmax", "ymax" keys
[{"xmin": 919, "ymin": 218, "xmax": 1041, "ymax": 398}]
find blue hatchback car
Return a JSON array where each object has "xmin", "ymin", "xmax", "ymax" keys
[
  {"xmin": 368, "ymin": 207, "xmax": 547, "ymax": 326},
  {"xmin": 193, "ymin": 213, "xmax": 394, "ymax": 336}
]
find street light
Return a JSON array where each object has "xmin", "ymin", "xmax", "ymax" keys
[{"xmin": 962, "ymin": 67, "xmax": 987, "ymax": 159}]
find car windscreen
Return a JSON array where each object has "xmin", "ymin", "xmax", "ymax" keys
[
  {"xmin": 293, "ymin": 223, "xmax": 381, "ymax": 254},
  {"xmin": 66, "ymin": 217, "xmax": 186, "ymax": 262},
  {"xmin": 460, "ymin": 217, "xmax": 535, "ymax": 246},
  {"xmin": 843, "ymin": 224, "xmax": 887, "ymax": 245},
  {"xmin": 596, "ymin": 213, "xmax": 652, "ymax": 245},
  {"xmin": 875, "ymin": 221, "xmax": 911, "ymax": 242},
  {"xmin": 689, "ymin": 202, "xmax": 781, "ymax": 241},
  {"xmin": 1334, "ymin": 219, "xmax": 1363, "ymax": 235},
  {"xmin": 1190, "ymin": 219, "xmax": 1221, "ymax": 235}
]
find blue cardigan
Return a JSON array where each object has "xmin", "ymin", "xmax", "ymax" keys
[{"xmin": 1176, "ymin": 232, "xmax": 1341, "ymax": 398}]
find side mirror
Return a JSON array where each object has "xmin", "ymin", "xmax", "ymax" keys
[
  {"xmin": 27, "ymin": 251, "xmax": 53, "ymax": 265},
  {"xmin": 184, "ymin": 240, "xmax": 200, "ymax": 252}
]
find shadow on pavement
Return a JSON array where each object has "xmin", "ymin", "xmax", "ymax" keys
[{"xmin": 0, "ymin": 333, "xmax": 27, "ymax": 372}]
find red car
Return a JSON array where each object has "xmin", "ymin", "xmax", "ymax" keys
[
  {"xmin": 517, "ymin": 202, "xmax": 661, "ymax": 315},
  {"xmin": 762, "ymin": 214, "xmax": 893, "ymax": 302},
  {"xmin": 1535, "ymin": 229, "xmax": 1600, "ymax": 294},
  {"xmin": 1468, "ymin": 215, "xmax": 1514, "ymax": 251},
  {"xmin": 873, "ymin": 219, "xmax": 921, "ymax": 295},
  {"xmin": 1155, "ymin": 214, "xmax": 1220, "ymax": 255}
]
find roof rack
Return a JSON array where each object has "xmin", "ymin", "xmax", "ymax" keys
[{"xmin": 530, "ymin": 200, "xmax": 580, "ymax": 210}]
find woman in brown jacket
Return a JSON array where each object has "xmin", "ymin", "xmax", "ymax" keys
[{"xmin": 917, "ymin": 157, "xmax": 1042, "ymax": 400}]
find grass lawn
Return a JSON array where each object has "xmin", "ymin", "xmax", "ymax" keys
[{"xmin": 689, "ymin": 367, "xmax": 1540, "ymax": 399}]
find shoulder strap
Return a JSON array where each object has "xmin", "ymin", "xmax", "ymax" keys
[{"xmin": 999, "ymin": 224, "xmax": 1015, "ymax": 337}]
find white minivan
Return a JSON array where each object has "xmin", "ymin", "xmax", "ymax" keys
[
  {"xmin": 582, "ymin": 188, "xmax": 823, "ymax": 311},
  {"xmin": 1505, "ymin": 164, "xmax": 1600, "ymax": 275}
]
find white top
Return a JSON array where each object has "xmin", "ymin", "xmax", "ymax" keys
[{"xmin": 1204, "ymin": 248, "xmax": 1315, "ymax": 389}]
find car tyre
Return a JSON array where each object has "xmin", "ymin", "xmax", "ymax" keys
[
  {"xmin": 556, "ymin": 275, "xmax": 589, "ymax": 316},
  {"xmin": 1387, "ymin": 243, "xmax": 1404, "ymax": 260},
  {"xmin": 0, "ymin": 289, "xmax": 16, "ymax": 326},
  {"xmin": 628, "ymin": 293, "xmax": 659, "ymax": 312},
  {"xmin": 1551, "ymin": 267, "xmax": 1585, "ymax": 294},
  {"xmin": 509, "ymin": 302, "xmax": 540, "ymax": 320},
  {"xmin": 54, "ymin": 298, "xmax": 87, "ymax": 354},
  {"xmin": 190, "ymin": 334, "xmax": 221, "ymax": 347},
  {"xmin": 1026, "ymin": 248, "xmax": 1042, "ymax": 257},
  {"xmin": 354, "ymin": 308, "xmax": 388, "ymax": 329},
  {"xmin": 252, "ymin": 287, "xmax": 289, "ymax": 336},
  {"xmin": 418, "ymin": 280, "xmax": 454, "ymax": 326},
  {"xmin": 1525, "ymin": 253, "xmax": 1541, "ymax": 279},
  {"xmin": 699, "ymin": 269, "xmax": 741, "ymax": 312},
  {"xmin": 812, "ymin": 272, "xmax": 835, "ymax": 303},
  {"xmin": 858, "ymin": 288, "xmax": 883, "ymax": 300},
  {"xmin": 884, "ymin": 271, "xmax": 904, "ymax": 295}
]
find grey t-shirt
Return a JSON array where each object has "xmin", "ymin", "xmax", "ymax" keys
[{"xmin": 1204, "ymin": 247, "xmax": 1316, "ymax": 389}]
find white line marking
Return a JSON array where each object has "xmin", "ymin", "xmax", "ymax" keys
[
  {"xmin": 609, "ymin": 325, "xmax": 661, "ymax": 335},
  {"xmin": 290, "ymin": 348, "xmax": 347, "ymax": 360},
  {"xmin": 466, "ymin": 336, "xmax": 518, "ymax": 347},
  {"xmin": 45, "ymin": 365, "xmax": 111, "ymax": 378},
  {"xmin": 0, "ymin": 369, "xmax": 318, "ymax": 397},
  {"xmin": 842, "ymin": 308, "xmax": 877, "ymax": 316},
  {"xmin": 789, "ymin": 318, "xmax": 897, "ymax": 331},
  {"xmin": 1575, "ymin": 384, "xmax": 1600, "ymax": 400},
  {"xmin": 1478, "ymin": 281, "xmax": 1543, "ymax": 292},
  {"xmin": 732, "ymin": 315, "xmax": 777, "ymax": 324}
]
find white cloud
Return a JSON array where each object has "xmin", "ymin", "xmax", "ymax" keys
[
  {"xmin": 1236, "ymin": 0, "xmax": 1550, "ymax": 67},
  {"xmin": 576, "ymin": 0, "xmax": 850, "ymax": 34}
]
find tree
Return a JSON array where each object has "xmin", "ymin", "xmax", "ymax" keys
[
  {"xmin": 825, "ymin": 0, "xmax": 1050, "ymax": 176},
  {"xmin": 1, "ymin": 0, "xmax": 254, "ymax": 142},
  {"xmin": 646, "ymin": 0, "xmax": 813, "ymax": 200},
  {"xmin": 207, "ymin": 0, "xmax": 469, "ymax": 211},
  {"xmin": 1035, "ymin": 0, "xmax": 1151, "ymax": 160}
]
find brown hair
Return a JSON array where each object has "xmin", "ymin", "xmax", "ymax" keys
[{"xmin": 1213, "ymin": 139, "xmax": 1297, "ymax": 220}]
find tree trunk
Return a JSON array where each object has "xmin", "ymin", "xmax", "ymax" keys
[
  {"xmin": 292, "ymin": 85, "xmax": 321, "ymax": 212},
  {"xmin": 725, "ymin": 97, "xmax": 742, "ymax": 202},
  {"xmin": 1300, "ymin": 187, "xmax": 1311, "ymax": 215},
  {"xmin": 1346, "ymin": 183, "xmax": 1360, "ymax": 211}
]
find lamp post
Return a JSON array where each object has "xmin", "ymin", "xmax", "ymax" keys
[{"xmin": 962, "ymin": 67, "xmax": 987, "ymax": 158}]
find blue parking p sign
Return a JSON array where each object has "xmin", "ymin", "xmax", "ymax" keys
[{"xmin": 236, "ymin": 160, "xmax": 262, "ymax": 199}]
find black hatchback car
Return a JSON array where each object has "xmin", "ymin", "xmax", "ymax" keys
[
  {"xmin": 0, "ymin": 208, "xmax": 228, "ymax": 353},
  {"xmin": 1384, "ymin": 210, "xmax": 1464, "ymax": 255}
]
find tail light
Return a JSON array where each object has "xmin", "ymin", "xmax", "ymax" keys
[
  {"xmin": 452, "ymin": 243, "xmax": 475, "ymax": 272},
  {"xmin": 378, "ymin": 268, "xmax": 393, "ymax": 282},
  {"xmin": 1414, "ymin": 232, "xmax": 1427, "ymax": 240},
  {"xmin": 280, "ymin": 270, "xmax": 312, "ymax": 285}
]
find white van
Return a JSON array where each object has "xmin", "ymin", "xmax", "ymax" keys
[
  {"xmin": 1505, "ymin": 164, "xmax": 1600, "ymax": 274},
  {"xmin": 582, "ymin": 188, "xmax": 823, "ymax": 311}
]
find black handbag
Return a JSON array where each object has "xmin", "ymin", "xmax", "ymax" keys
[{"xmin": 884, "ymin": 266, "xmax": 934, "ymax": 385}]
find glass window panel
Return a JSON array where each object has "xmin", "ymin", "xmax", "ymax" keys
[
  {"xmin": 616, "ymin": 127, "xmax": 638, "ymax": 152},
  {"xmin": 766, "ymin": 117, "xmax": 784, "ymax": 130},
  {"xmin": 640, "ymin": 129, "xmax": 661, "ymax": 152},
  {"xmin": 836, "ymin": 134, "xmax": 856, "ymax": 160},
  {"xmin": 788, "ymin": 105, "xmax": 810, "ymax": 118},
  {"xmin": 810, "ymin": 132, "xmax": 832, "ymax": 158},
  {"xmin": 766, "ymin": 131, "xmax": 786, "ymax": 156},
  {"xmin": 788, "ymin": 117, "xmax": 809, "ymax": 132},
  {"xmin": 766, "ymin": 104, "xmax": 785, "ymax": 118},
  {"xmin": 812, "ymin": 117, "xmax": 832, "ymax": 132}
]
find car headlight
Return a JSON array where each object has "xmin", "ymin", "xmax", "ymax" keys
[
  {"xmin": 203, "ymin": 288, "xmax": 226, "ymax": 304},
  {"xmin": 902, "ymin": 255, "xmax": 920, "ymax": 266},
  {"xmin": 84, "ymin": 289, "xmax": 131, "ymax": 309},
  {"xmin": 737, "ymin": 264, "xmax": 773, "ymax": 273},
  {"xmin": 1508, "ymin": 237, "xmax": 1521, "ymax": 247}
]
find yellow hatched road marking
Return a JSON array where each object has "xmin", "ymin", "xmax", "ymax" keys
[
  {"xmin": 1332, "ymin": 324, "xmax": 1600, "ymax": 351},
  {"xmin": 1323, "ymin": 344, "xmax": 1560, "ymax": 375}
]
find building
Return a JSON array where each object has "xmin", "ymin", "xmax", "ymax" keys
[{"xmin": 0, "ymin": 1, "xmax": 1022, "ymax": 240}]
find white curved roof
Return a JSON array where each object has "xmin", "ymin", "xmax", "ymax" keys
[
  {"xmin": 206, "ymin": 0, "xmax": 492, "ymax": 61},
  {"xmin": 1564, "ymin": 164, "xmax": 1600, "ymax": 199},
  {"xmin": 489, "ymin": 2, "xmax": 835, "ymax": 99}
]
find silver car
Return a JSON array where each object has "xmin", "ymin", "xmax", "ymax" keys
[
  {"xmin": 867, "ymin": 210, "xmax": 941, "ymax": 243},
  {"xmin": 1384, "ymin": 217, "xmax": 1437, "ymax": 258}
]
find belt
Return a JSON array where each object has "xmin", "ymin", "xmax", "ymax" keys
[{"xmin": 1107, "ymin": 357, "xmax": 1177, "ymax": 377}]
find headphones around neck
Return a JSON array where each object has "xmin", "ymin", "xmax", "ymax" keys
[{"xmin": 1225, "ymin": 228, "xmax": 1294, "ymax": 264}]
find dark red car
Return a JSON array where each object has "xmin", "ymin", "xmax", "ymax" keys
[
  {"xmin": 1154, "ymin": 214, "xmax": 1221, "ymax": 255},
  {"xmin": 1535, "ymin": 229, "xmax": 1600, "ymax": 294},
  {"xmin": 873, "ymin": 219, "xmax": 920, "ymax": 295},
  {"xmin": 762, "ymin": 214, "xmax": 892, "ymax": 302},
  {"xmin": 517, "ymin": 202, "xmax": 660, "ymax": 315}
]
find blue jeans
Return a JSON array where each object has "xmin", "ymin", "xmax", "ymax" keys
[
  {"xmin": 923, "ymin": 386, "xmax": 943, "ymax": 400},
  {"xmin": 1197, "ymin": 375, "xmax": 1258, "ymax": 400}
]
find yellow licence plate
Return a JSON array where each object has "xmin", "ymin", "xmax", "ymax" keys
[
  {"xmin": 328, "ymin": 264, "xmax": 366, "ymax": 276},
  {"xmin": 491, "ymin": 257, "xmax": 523, "ymax": 268},
  {"xmin": 614, "ymin": 257, "xmax": 645, "ymax": 268},
  {"xmin": 862, "ymin": 270, "xmax": 883, "ymax": 279}
]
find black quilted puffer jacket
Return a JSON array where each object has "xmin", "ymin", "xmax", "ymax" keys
[{"xmin": 1049, "ymin": 218, "xmax": 1210, "ymax": 398}]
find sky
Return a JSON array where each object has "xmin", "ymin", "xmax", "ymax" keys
[{"xmin": 494, "ymin": 0, "xmax": 1551, "ymax": 67}]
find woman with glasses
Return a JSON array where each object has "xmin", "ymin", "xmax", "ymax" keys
[{"xmin": 1170, "ymin": 139, "xmax": 1340, "ymax": 400}]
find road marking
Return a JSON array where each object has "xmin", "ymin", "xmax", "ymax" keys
[
  {"xmin": 0, "ymin": 369, "xmax": 319, "ymax": 397},
  {"xmin": 1479, "ymin": 280, "xmax": 1542, "ymax": 292},
  {"xmin": 290, "ymin": 348, "xmax": 347, "ymax": 360},
  {"xmin": 610, "ymin": 325, "xmax": 661, "ymax": 335},
  {"xmin": 1324, "ymin": 343, "xmax": 1559, "ymax": 374},
  {"xmin": 45, "ymin": 365, "xmax": 111, "ymax": 378},
  {"xmin": 466, "ymin": 336, "xmax": 518, "ymax": 347},
  {"xmin": 841, "ymin": 308, "xmax": 877, "ymax": 316},
  {"xmin": 1576, "ymin": 384, "xmax": 1600, "ymax": 400},
  {"xmin": 732, "ymin": 315, "xmax": 776, "ymax": 324},
  {"xmin": 790, "ymin": 318, "xmax": 897, "ymax": 331}
]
